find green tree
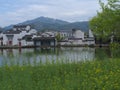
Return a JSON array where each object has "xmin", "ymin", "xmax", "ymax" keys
[
  {"xmin": 89, "ymin": 0, "xmax": 120, "ymax": 43},
  {"xmin": 56, "ymin": 33, "xmax": 61, "ymax": 42},
  {"xmin": 55, "ymin": 32, "xmax": 64, "ymax": 45}
]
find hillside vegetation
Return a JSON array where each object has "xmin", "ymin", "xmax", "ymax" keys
[{"xmin": 4, "ymin": 17, "xmax": 89, "ymax": 32}]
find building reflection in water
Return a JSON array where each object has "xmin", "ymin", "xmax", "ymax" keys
[
  {"xmin": 0, "ymin": 49, "xmax": 3, "ymax": 55},
  {"xmin": 0, "ymin": 47, "xmax": 119, "ymax": 66},
  {"xmin": 19, "ymin": 48, "xmax": 22, "ymax": 54},
  {"xmin": 7, "ymin": 49, "xmax": 13, "ymax": 57}
]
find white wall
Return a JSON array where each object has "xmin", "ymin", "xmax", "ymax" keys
[
  {"xmin": 1, "ymin": 33, "xmax": 8, "ymax": 45},
  {"xmin": 26, "ymin": 25, "xmax": 31, "ymax": 31},
  {"xmin": 21, "ymin": 40, "xmax": 34, "ymax": 46},
  {"xmin": 26, "ymin": 41, "xmax": 33, "ymax": 46},
  {"xmin": 28, "ymin": 29, "xmax": 37, "ymax": 34},
  {"xmin": 20, "ymin": 31, "xmax": 28, "ymax": 37},
  {"xmin": 84, "ymin": 41, "xmax": 95, "ymax": 45},
  {"xmin": 73, "ymin": 30, "xmax": 84, "ymax": 39},
  {"xmin": 21, "ymin": 40, "xmax": 27, "ymax": 46},
  {"xmin": 71, "ymin": 40, "xmax": 84, "ymax": 45},
  {"xmin": 12, "ymin": 34, "xmax": 20, "ymax": 45},
  {"xmin": 89, "ymin": 29, "xmax": 94, "ymax": 38}
]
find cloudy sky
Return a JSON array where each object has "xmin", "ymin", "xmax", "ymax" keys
[{"xmin": 0, "ymin": 0, "xmax": 103, "ymax": 27}]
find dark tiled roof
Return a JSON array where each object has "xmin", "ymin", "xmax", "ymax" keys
[
  {"xmin": 58, "ymin": 30, "xmax": 72, "ymax": 33},
  {"xmin": 3, "ymin": 29, "xmax": 21, "ymax": 34},
  {"xmin": 6, "ymin": 34, "xmax": 14, "ymax": 37},
  {"xmin": 22, "ymin": 35, "xmax": 33, "ymax": 39},
  {"xmin": 33, "ymin": 37, "xmax": 55, "ymax": 40},
  {"xmin": 58, "ymin": 40, "xmax": 68, "ymax": 42},
  {"xmin": 13, "ymin": 25, "xmax": 31, "ymax": 32},
  {"xmin": 13, "ymin": 25, "xmax": 30, "ymax": 28},
  {"xmin": 42, "ymin": 33, "xmax": 53, "ymax": 37},
  {"xmin": 68, "ymin": 38, "xmax": 83, "ymax": 40}
]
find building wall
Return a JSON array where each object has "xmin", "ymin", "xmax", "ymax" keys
[
  {"xmin": 12, "ymin": 34, "xmax": 20, "ymax": 45},
  {"xmin": 20, "ymin": 31, "xmax": 28, "ymax": 38},
  {"xmin": 59, "ymin": 31, "xmax": 72, "ymax": 38},
  {"xmin": 73, "ymin": 30, "xmax": 84, "ymax": 40},
  {"xmin": 21, "ymin": 40, "xmax": 27, "ymax": 46},
  {"xmin": 0, "ymin": 28, "xmax": 95, "ymax": 46},
  {"xmin": 59, "ymin": 29, "xmax": 95, "ymax": 45},
  {"xmin": 50, "ymin": 41, "xmax": 55, "ymax": 46},
  {"xmin": 89, "ymin": 29, "xmax": 94, "ymax": 38},
  {"xmin": 84, "ymin": 40, "xmax": 95, "ymax": 45},
  {"xmin": 26, "ymin": 41, "xmax": 33, "ymax": 46},
  {"xmin": 1, "ymin": 30, "xmax": 35, "ymax": 46},
  {"xmin": 87, "ymin": 41, "xmax": 95, "ymax": 45},
  {"xmin": 2, "ymin": 34, "xmax": 8, "ymax": 45},
  {"xmin": 28, "ymin": 29, "xmax": 37, "ymax": 34},
  {"xmin": 69, "ymin": 40, "xmax": 83, "ymax": 45},
  {"xmin": 21, "ymin": 40, "xmax": 34, "ymax": 46},
  {"xmin": 36, "ymin": 41, "xmax": 41, "ymax": 46},
  {"xmin": 2, "ymin": 34, "xmax": 20, "ymax": 45},
  {"xmin": 26, "ymin": 25, "xmax": 31, "ymax": 30}
]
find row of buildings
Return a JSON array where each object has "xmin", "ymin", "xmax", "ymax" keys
[{"xmin": 0, "ymin": 25, "xmax": 95, "ymax": 47}]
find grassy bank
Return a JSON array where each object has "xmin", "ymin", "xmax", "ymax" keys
[{"xmin": 0, "ymin": 58, "xmax": 120, "ymax": 90}]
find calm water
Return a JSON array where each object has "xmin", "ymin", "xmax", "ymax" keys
[{"xmin": 0, "ymin": 47, "xmax": 119, "ymax": 66}]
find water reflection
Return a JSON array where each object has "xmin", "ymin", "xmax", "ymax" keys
[
  {"xmin": 34, "ymin": 48, "xmax": 56, "ymax": 55},
  {"xmin": 0, "ymin": 47, "xmax": 119, "ymax": 66},
  {"xmin": 95, "ymin": 47, "xmax": 120, "ymax": 60}
]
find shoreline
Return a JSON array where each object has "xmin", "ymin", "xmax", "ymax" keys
[{"xmin": 0, "ymin": 44, "xmax": 110, "ymax": 49}]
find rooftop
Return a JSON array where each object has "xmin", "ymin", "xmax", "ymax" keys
[{"xmin": 3, "ymin": 29, "xmax": 21, "ymax": 34}]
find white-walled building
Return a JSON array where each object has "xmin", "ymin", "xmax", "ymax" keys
[
  {"xmin": 0, "ymin": 25, "xmax": 37, "ymax": 46},
  {"xmin": 32, "ymin": 31, "xmax": 56, "ymax": 47},
  {"xmin": 0, "ymin": 26, "xmax": 95, "ymax": 46},
  {"xmin": 72, "ymin": 30, "xmax": 84, "ymax": 39},
  {"xmin": 68, "ymin": 29, "xmax": 85, "ymax": 45},
  {"xmin": 59, "ymin": 29, "xmax": 95, "ymax": 46},
  {"xmin": 84, "ymin": 29, "xmax": 95, "ymax": 45}
]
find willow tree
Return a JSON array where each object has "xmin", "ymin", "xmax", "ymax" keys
[{"xmin": 89, "ymin": 0, "xmax": 120, "ymax": 43}]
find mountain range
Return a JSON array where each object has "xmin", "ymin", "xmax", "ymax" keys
[
  {"xmin": 0, "ymin": 27, "xmax": 2, "ymax": 32},
  {"xmin": 3, "ymin": 16, "xmax": 89, "ymax": 32}
]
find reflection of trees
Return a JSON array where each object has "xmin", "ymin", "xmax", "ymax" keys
[
  {"xmin": 23, "ymin": 51, "xmax": 34, "ymax": 57},
  {"xmin": 34, "ymin": 48, "xmax": 58, "ymax": 55},
  {"xmin": 95, "ymin": 47, "xmax": 120, "ymax": 60},
  {"xmin": 95, "ymin": 48, "xmax": 110, "ymax": 60},
  {"xmin": 110, "ymin": 48, "xmax": 120, "ymax": 58}
]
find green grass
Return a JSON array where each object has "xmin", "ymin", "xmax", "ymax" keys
[{"xmin": 0, "ymin": 58, "xmax": 120, "ymax": 90}]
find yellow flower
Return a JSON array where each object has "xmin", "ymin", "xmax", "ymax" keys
[{"xmin": 95, "ymin": 68, "xmax": 102, "ymax": 73}]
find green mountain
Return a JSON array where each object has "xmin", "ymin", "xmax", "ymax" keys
[
  {"xmin": 0, "ymin": 27, "xmax": 3, "ymax": 32},
  {"xmin": 58, "ymin": 22, "xmax": 89, "ymax": 32},
  {"xmin": 4, "ymin": 16, "xmax": 89, "ymax": 32}
]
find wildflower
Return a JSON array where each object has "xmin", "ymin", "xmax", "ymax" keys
[{"xmin": 95, "ymin": 68, "xmax": 102, "ymax": 73}]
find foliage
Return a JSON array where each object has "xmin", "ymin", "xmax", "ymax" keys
[
  {"xmin": 89, "ymin": 0, "xmax": 120, "ymax": 42},
  {"xmin": 0, "ymin": 58, "xmax": 120, "ymax": 90},
  {"xmin": 110, "ymin": 42, "xmax": 120, "ymax": 49},
  {"xmin": 55, "ymin": 32, "xmax": 64, "ymax": 42}
]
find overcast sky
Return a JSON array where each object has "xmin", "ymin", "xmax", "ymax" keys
[{"xmin": 0, "ymin": 0, "xmax": 103, "ymax": 27}]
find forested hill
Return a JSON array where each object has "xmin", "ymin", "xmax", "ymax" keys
[
  {"xmin": 3, "ymin": 16, "xmax": 89, "ymax": 32},
  {"xmin": 0, "ymin": 27, "xmax": 3, "ymax": 32}
]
